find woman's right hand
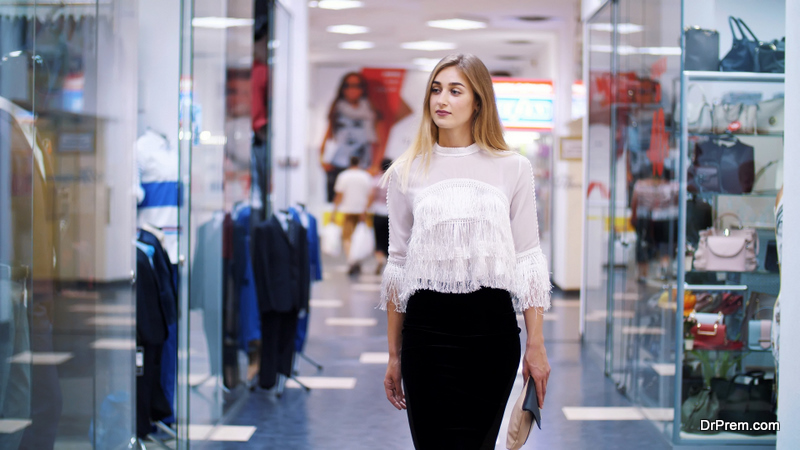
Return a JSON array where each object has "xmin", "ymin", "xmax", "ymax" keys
[{"xmin": 384, "ymin": 356, "xmax": 406, "ymax": 410}]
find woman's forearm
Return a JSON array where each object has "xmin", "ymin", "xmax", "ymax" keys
[
  {"xmin": 387, "ymin": 307, "xmax": 405, "ymax": 358},
  {"xmin": 523, "ymin": 307, "xmax": 545, "ymax": 347}
]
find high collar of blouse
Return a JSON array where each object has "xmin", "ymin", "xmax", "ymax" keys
[{"xmin": 433, "ymin": 142, "xmax": 481, "ymax": 156}]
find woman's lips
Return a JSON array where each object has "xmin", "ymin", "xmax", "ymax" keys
[{"xmin": 436, "ymin": 110, "xmax": 450, "ymax": 116}]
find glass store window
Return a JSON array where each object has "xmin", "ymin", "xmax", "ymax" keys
[{"xmin": 1, "ymin": 1, "xmax": 137, "ymax": 448}]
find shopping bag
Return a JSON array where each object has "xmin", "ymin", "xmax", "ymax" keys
[
  {"xmin": 321, "ymin": 223, "xmax": 342, "ymax": 257},
  {"xmin": 348, "ymin": 222, "xmax": 375, "ymax": 264}
]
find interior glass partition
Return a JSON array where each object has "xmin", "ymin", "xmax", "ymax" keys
[
  {"xmin": 176, "ymin": 0, "xmax": 287, "ymax": 446},
  {"xmin": 583, "ymin": 2, "xmax": 615, "ymax": 370},
  {"xmin": 584, "ymin": 0, "xmax": 784, "ymax": 445},
  {"xmin": 0, "ymin": 1, "xmax": 138, "ymax": 448}
]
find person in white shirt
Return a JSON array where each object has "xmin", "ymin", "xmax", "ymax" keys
[
  {"xmin": 367, "ymin": 158, "xmax": 393, "ymax": 275},
  {"xmin": 380, "ymin": 54, "xmax": 551, "ymax": 448},
  {"xmin": 333, "ymin": 155, "xmax": 373, "ymax": 275}
]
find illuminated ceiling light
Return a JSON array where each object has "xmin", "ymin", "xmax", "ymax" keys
[
  {"xmin": 339, "ymin": 40, "xmax": 374, "ymax": 50},
  {"xmin": 317, "ymin": 0, "xmax": 364, "ymax": 10},
  {"xmin": 401, "ymin": 41, "xmax": 457, "ymax": 51},
  {"xmin": 427, "ymin": 19, "xmax": 487, "ymax": 30},
  {"xmin": 589, "ymin": 23, "xmax": 644, "ymax": 34},
  {"xmin": 192, "ymin": 17, "xmax": 254, "ymax": 29},
  {"xmin": 327, "ymin": 24, "xmax": 370, "ymax": 34}
]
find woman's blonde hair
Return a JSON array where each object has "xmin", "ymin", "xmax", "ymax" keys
[{"xmin": 383, "ymin": 53, "xmax": 509, "ymax": 190}]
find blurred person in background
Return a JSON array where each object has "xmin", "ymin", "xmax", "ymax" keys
[
  {"xmin": 332, "ymin": 155, "xmax": 373, "ymax": 276},
  {"xmin": 320, "ymin": 72, "xmax": 382, "ymax": 202},
  {"xmin": 630, "ymin": 168, "xmax": 679, "ymax": 282},
  {"xmin": 368, "ymin": 158, "xmax": 393, "ymax": 275}
]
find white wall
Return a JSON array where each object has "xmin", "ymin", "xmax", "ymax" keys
[
  {"xmin": 96, "ymin": 1, "xmax": 143, "ymax": 280},
  {"xmin": 776, "ymin": 0, "xmax": 798, "ymax": 447}
]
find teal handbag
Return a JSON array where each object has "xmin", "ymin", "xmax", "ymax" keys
[{"xmin": 681, "ymin": 387, "xmax": 720, "ymax": 434}]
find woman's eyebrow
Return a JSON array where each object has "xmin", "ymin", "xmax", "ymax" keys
[{"xmin": 431, "ymin": 81, "xmax": 466, "ymax": 87}]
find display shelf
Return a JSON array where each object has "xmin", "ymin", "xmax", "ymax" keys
[
  {"xmin": 688, "ymin": 132, "xmax": 784, "ymax": 138},
  {"xmin": 690, "ymin": 191, "xmax": 779, "ymax": 200},
  {"xmin": 684, "ymin": 71, "xmax": 785, "ymax": 83}
]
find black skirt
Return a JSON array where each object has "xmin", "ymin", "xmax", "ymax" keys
[{"xmin": 401, "ymin": 288, "xmax": 521, "ymax": 450}]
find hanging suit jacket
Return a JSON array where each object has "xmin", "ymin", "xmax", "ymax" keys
[
  {"xmin": 138, "ymin": 230, "xmax": 177, "ymax": 325},
  {"xmin": 288, "ymin": 207, "xmax": 323, "ymax": 282},
  {"xmin": 136, "ymin": 248, "xmax": 169, "ymax": 345},
  {"xmin": 252, "ymin": 215, "xmax": 309, "ymax": 313}
]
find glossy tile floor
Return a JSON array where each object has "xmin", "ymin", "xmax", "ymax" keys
[{"xmin": 192, "ymin": 256, "xmax": 678, "ymax": 450}]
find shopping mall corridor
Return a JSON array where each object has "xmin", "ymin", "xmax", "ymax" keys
[{"xmin": 191, "ymin": 254, "xmax": 673, "ymax": 450}]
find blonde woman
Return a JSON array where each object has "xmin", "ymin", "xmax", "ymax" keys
[{"xmin": 380, "ymin": 54, "xmax": 551, "ymax": 449}]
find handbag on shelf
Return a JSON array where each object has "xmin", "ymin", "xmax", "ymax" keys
[
  {"xmin": 681, "ymin": 388, "xmax": 720, "ymax": 434},
  {"xmin": 712, "ymin": 103, "xmax": 757, "ymax": 134},
  {"xmin": 720, "ymin": 17, "xmax": 760, "ymax": 72},
  {"xmin": 747, "ymin": 304, "xmax": 774, "ymax": 351},
  {"xmin": 712, "ymin": 371, "xmax": 774, "ymax": 405},
  {"xmin": 715, "ymin": 372, "xmax": 777, "ymax": 435},
  {"xmin": 693, "ymin": 213, "xmax": 759, "ymax": 273},
  {"xmin": 688, "ymin": 138, "xmax": 754, "ymax": 194},
  {"xmin": 683, "ymin": 85, "xmax": 713, "ymax": 134},
  {"xmin": 756, "ymin": 97, "xmax": 784, "ymax": 134},
  {"xmin": 693, "ymin": 292, "xmax": 721, "ymax": 313},
  {"xmin": 684, "ymin": 27, "xmax": 720, "ymax": 71},
  {"xmin": 689, "ymin": 311, "xmax": 723, "ymax": 326},
  {"xmin": 719, "ymin": 293, "xmax": 744, "ymax": 315},
  {"xmin": 748, "ymin": 320, "xmax": 772, "ymax": 351},
  {"xmin": 756, "ymin": 39, "xmax": 785, "ymax": 74},
  {"xmin": 691, "ymin": 322, "xmax": 727, "ymax": 348},
  {"xmin": 764, "ymin": 240, "xmax": 779, "ymax": 273}
]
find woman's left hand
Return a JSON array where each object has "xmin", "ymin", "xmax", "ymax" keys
[{"xmin": 522, "ymin": 341, "xmax": 550, "ymax": 409}]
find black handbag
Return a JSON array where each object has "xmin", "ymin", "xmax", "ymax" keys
[
  {"xmin": 714, "ymin": 372, "xmax": 776, "ymax": 435},
  {"xmin": 720, "ymin": 17, "xmax": 759, "ymax": 72},
  {"xmin": 688, "ymin": 138, "xmax": 754, "ymax": 194},
  {"xmin": 684, "ymin": 27, "xmax": 720, "ymax": 71},
  {"xmin": 764, "ymin": 240, "xmax": 779, "ymax": 272},
  {"xmin": 756, "ymin": 40, "xmax": 785, "ymax": 74}
]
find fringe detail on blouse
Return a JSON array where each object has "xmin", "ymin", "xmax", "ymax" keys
[
  {"xmin": 379, "ymin": 259, "xmax": 405, "ymax": 312},
  {"xmin": 378, "ymin": 179, "xmax": 550, "ymax": 313},
  {"xmin": 512, "ymin": 247, "xmax": 552, "ymax": 312}
]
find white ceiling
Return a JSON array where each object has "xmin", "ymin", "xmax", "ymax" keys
[{"xmin": 308, "ymin": 0, "xmax": 579, "ymax": 75}]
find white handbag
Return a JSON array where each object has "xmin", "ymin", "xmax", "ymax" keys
[
  {"xmin": 756, "ymin": 97, "xmax": 784, "ymax": 134},
  {"xmin": 682, "ymin": 84, "xmax": 713, "ymax": 134},
  {"xmin": 712, "ymin": 103, "xmax": 757, "ymax": 134}
]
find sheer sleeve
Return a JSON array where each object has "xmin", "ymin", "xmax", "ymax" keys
[
  {"xmin": 509, "ymin": 156, "xmax": 552, "ymax": 311},
  {"xmin": 379, "ymin": 172, "xmax": 413, "ymax": 311}
]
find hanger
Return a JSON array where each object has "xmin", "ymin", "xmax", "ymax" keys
[{"xmin": 711, "ymin": 131, "xmax": 737, "ymax": 146}]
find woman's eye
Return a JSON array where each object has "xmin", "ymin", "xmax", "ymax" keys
[
  {"xmin": 431, "ymin": 87, "xmax": 440, "ymax": 93},
  {"xmin": 451, "ymin": 90, "xmax": 460, "ymax": 95}
]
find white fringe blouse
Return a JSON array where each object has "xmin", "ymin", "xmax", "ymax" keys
[{"xmin": 379, "ymin": 142, "xmax": 552, "ymax": 313}]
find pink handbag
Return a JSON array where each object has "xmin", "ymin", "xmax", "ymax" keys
[{"xmin": 693, "ymin": 213, "xmax": 758, "ymax": 272}]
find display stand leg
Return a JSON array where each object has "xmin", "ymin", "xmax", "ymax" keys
[
  {"xmin": 298, "ymin": 352, "xmax": 323, "ymax": 372},
  {"xmin": 153, "ymin": 421, "xmax": 177, "ymax": 439}
]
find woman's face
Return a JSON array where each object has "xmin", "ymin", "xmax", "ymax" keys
[
  {"xmin": 343, "ymin": 75, "xmax": 364, "ymax": 103},
  {"xmin": 429, "ymin": 66, "xmax": 476, "ymax": 135}
]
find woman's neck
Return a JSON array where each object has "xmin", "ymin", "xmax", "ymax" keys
[{"xmin": 437, "ymin": 127, "xmax": 474, "ymax": 148}]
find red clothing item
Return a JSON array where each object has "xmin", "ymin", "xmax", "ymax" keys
[{"xmin": 251, "ymin": 60, "xmax": 269, "ymax": 133}]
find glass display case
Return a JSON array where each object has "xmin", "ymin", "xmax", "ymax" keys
[{"xmin": 582, "ymin": 0, "xmax": 784, "ymax": 446}]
